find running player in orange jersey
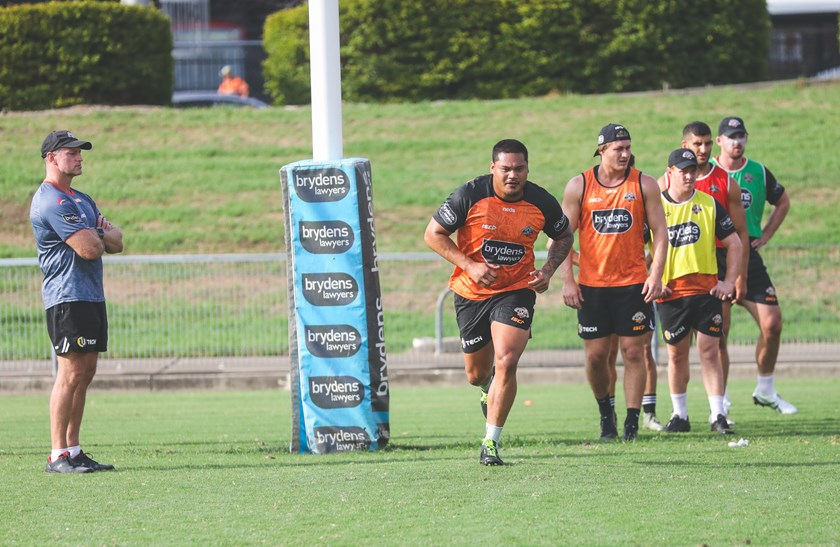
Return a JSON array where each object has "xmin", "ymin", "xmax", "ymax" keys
[
  {"xmin": 425, "ymin": 139, "xmax": 574, "ymax": 465},
  {"xmin": 658, "ymin": 121, "xmax": 750, "ymax": 424},
  {"xmin": 556, "ymin": 123, "xmax": 668, "ymax": 442}
]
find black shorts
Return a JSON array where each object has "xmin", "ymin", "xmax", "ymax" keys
[
  {"xmin": 46, "ymin": 301, "xmax": 108, "ymax": 354},
  {"xmin": 716, "ymin": 246, "xmax": 779, "ymax": 305},
  {"xmin": 577, "ymin": 284, "xmax": 655, "ymax": 339},
  {"xmin": 453, "ymin": 288, "xmax": 535, "ymax": 354},
  {"xmin": 658, "ymin": 293, "xmax": 723, "ymax": 345}
]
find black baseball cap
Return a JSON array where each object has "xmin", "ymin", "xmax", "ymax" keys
[
  {"xmin": 594, "ymin": 123, "xmax": 631, "ymax": 156},
  {"xmin": 41, "ymin": 130, "xmax": 92, "ymax": 158},
  {"xmin": 718, "ymin": 116, "xmax": 748, "ymax": 137},
  {"xmin": 668, "ymin": 148, "xmax": 698, "ymax": 169}
]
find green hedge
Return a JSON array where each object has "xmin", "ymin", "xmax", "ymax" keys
[
  {"xmin": 0, "ymin": 2, "xmax": 172, "ymax": 110},
  {"xmin": 263, "ymin": 0, "xmax": 769, "ymax": 105}
]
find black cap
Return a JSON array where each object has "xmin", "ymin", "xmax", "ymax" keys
[
  {"xmin": 594, "ymin": 123, "xmax": 631, "ymax": 156},
  {"xmin": 41, "ymin": 130, "xmax": 92, "ymax": 158},
  {"xmin": 718, "ymin": 116, "xmax": 748, "ymax": 137},
  {"xmin": 668, "ymin": 148, "xmax": 698, "ymax": 169}
]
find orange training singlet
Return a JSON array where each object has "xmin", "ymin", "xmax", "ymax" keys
[{"xmin": 577, "ymin": 166, "xmax": 649, "ymax": 287}]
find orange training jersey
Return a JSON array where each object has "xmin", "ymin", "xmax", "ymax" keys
[
  {"xmin": 433, "ymin": 174, "xmax": 569, "ymax": 300},
  {"xmin": 577, "ymin": 166, "xmax": 649, "ymax": 287},
  {"xmin": 695, "ymin": 164, "xmax": 731, "ymax": 249}
]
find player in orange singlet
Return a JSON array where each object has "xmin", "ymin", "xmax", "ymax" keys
[
  {"xmin": 556, "ymin": 123, "xmax": 668, "ymax": 442},
  {"xmin": 425, "ymin": 139, "xmax": 573, "ymax": 465}
]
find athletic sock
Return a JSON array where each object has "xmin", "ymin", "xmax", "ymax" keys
[
  {"xmin": 642, "ymin": 393, "xmax": 657, "ymax": 414},
  {"xmin": 50, "ymin": 448, "xmax": 68, "ymax": 462},
  {"xmin": 670, "ymin": 393, "xmax": 688, "ymax": 419},
  {"xmin": 485, "ymin": 423, "xmax": 503, "ymax": 443},
  {"xmin": 723, "ymin": 387, "xmax": 731, "ymax": 407},
  {"xmin": 756, "ymin": 374, "xmax": 775, "ymax": 396},
  {"xmin": 625, "ymin": 408, "xmax": 641, "ymax": 428},
  {"xmin": 596, "ymin": 396, "xmax": 612, "ymax": 418},
  {"xmin": 708, "ymin": 395, "xmax": 725, "ymax": 422},
  {"xmin": 68, "ymin": 445, "xmax": 81, "ymax": 458}
]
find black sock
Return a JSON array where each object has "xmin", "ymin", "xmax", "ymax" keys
[
  {"xmin": 625, "ymin": 408, "xmax": 641, "ymax": 427},
  {"xmin": 597, "ymin": 396, "xmax": 612, "ymax": 418},
  {"xmin": 642, "ymin": 393, "xmax": 656, "ymax": 414}
]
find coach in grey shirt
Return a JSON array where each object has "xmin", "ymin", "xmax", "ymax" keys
[{"xmin": 30, "ymin": 130, "xmax": 124, "ymax": 473}]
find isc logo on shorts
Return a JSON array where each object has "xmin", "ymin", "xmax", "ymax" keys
[
  {"xmin": 77, "ymin": 337, "xmax": 96, "ymax": 347},
  {"xmin": 462, "ymin": 335, "xmax": 484, "ymax": 348}
]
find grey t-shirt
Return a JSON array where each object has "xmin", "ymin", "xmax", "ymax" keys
[{"xmin": 30, "ymin": 182, "xmax": 104, "ymax": 309}]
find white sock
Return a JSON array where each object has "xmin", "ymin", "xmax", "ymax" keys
[
  {"xmin": 723, "ymin": 387, "xmax": 731, "ymax": 406},
  {"xmin": 670, "ymin": 393, "xmax": 688, "ymax": 419},
  {"xmin": 50, "ymin": 448, "xmax": 68, "ymax": 461},
  {"xmin": 756, "ymin": 374, "xmax": 775, "ymax": 396},
  {"xmin": 708, "ymin": 395, "xmax": 725, "ymax": 422},
  {"xmin": 485, "ymin": 423, "xmax": 503, "ymax": 443},
  {"xmin": 68, "ymin": 445, "xmax": 81, "ymax": 458}
]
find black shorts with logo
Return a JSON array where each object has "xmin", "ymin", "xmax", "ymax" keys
[
  {"xmin": 46, "ymin": 301, "xmax": 108, "ymax": 354},
  {"xmin": 716, "ymin": 245, "xmax": 778, "ymax": 306},
  {"xmin": 577, "ymin": 284, "xmax": 655, "ymax": 339},
  {"xmin": 453, "ymin": 288, "xmax": 535, "ymax": 354},
  {"xmin": 658, "ymin": 293, "xmax": 724, "ymax": 345}
]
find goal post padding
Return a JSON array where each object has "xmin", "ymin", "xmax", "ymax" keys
[{"xmin": 280, "ymin": 158, "xmax": 390, "ymax": 454}]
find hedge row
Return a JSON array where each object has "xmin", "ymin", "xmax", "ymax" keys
[
  {"xmin": 0, "ymin": 2, "xmax": 172, "ymax": 110},
  {"xmin": 263, "ymin": 0, "xmax": 770, "ymax": 105}
]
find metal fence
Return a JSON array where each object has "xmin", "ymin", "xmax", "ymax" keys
[{"xmin": 2, "ymin": 246, "xmax": 838, "ymax": 372}]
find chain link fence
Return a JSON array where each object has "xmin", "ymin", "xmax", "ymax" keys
[{"xmin": 2, "ymin": 246, "xmax": 838, "ymax": 373}]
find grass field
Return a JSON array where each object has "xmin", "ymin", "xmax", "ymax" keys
[
  {"xmin": 2, "ymin": 80, "xmax": 840, "ymax": 258},
  {"xmin": 1, "ymin": 379, "xmax": 838, "ymax": 544}
]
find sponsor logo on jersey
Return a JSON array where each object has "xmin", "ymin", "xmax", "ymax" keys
[
  {"xmin": 438, "ymin": 203, "xmax": 457, "ymax": 225},
  {"xmin": 623, "ymin": 192, "xmax": 637, "ymax": 201},
  {"xmin": 481, "ymin": 239, "xmax": 526, "ymax": 265},
  {"xmin": 592, "ymin": 208, "xmax": 632, "ymax": 234},
  {"xmin": 502, "ymin": 207, "xmax": 516, "ymax": 213},
  {"xmin": 482, "ymin": 224, "xmax": 497, "ymax": 231},
  {"xmin": 721, "ymin": 215, "xmax": 734, "ymax": 231},
  {"xmin": 554, "ymin": 217, "xmax": 568, "ymax": 233},
  {"xmin": 668, "ymin": 221, "xmax": 701, "ymax": 248},
  {"xmin": 588, "ymin": 197, "xmax": 603, "ymax": 203},
  {"xmin": 301, "ymin": 273, "xmax": 358, "ymax": 306},
  {"xmin": 62, "ymin": 214, "xmax": 82, "ymax": 224},
  {"xmin": 520, "ymin": 225, "xmax": 535, "ymax": 237},
  {"xmin": 57, "ymin": 198, "xmax": 66, "ymax": 205},
  {"xmin": 293, "ymin": 168, "xmax": 350, "ymax": 202},
  {"xmin": 741, "ymin": 188, "xmax": 753, "ymax": 210},
  {"xmin": 692, "ymin": 204, "xmax": 702, "ymax": 214}
]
